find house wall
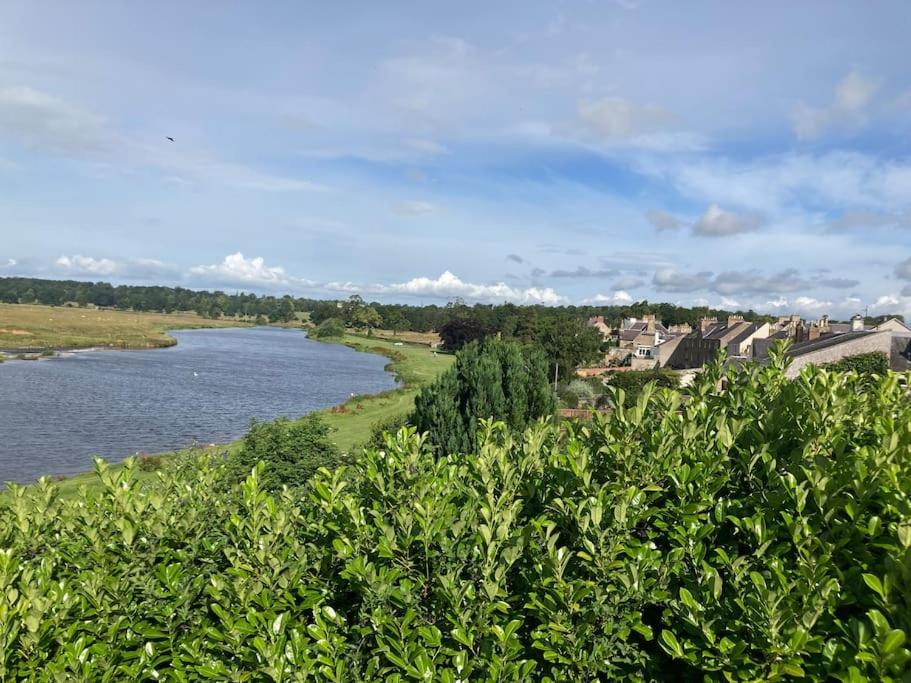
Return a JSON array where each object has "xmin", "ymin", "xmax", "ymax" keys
[{"xmin": 785, "ymin": 331, "xmax": 892, "ymax": 378}]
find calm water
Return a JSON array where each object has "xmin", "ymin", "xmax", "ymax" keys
[{"xmin": 0, "ymin": 327, "xmax": 397, "ymax": 484}]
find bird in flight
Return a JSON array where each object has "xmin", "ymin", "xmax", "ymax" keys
[{"xmin": 166, "ymin": 136, "xmax": 174, "ymax": 142}]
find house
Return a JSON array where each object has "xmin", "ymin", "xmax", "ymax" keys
[
  {"xmin": 587, "ymin": 315, "xmax": 612, "ymax": 339},
  {"xmin": 779, "ymin": 330, "xmax": 893, "ymax": 378},
  {"xmin": 875, "ymin": 317, "xmax": 911, "ymax": 335},
  {"xmin": 663, "ymin": 315, "xmax": 769, "ymax": 369}
]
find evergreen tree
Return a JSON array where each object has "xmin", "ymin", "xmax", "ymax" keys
[{"xmin": 411, "ymin": 338, "xmax": 555, "ymax": 454}]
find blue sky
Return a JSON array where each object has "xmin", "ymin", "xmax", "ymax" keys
[{"xmin": 1, "ymin": 1, "xmax": 910, "ymax": 318}]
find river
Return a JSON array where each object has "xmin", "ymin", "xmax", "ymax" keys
[{"xmin": 0, "ymin": 327, "xmax": 397, "ymax": 484}]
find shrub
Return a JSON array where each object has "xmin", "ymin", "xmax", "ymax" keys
[
  {"xmin": 364, "ymin": 412, "xmax": 411, "ymax": 450},
  {"xmin": 0, "ymin": 356, "xmax": 908, "ymax": 679},
  {"xmin": 824, "ymin": 351, "xmax": 890, "ymax": 376},
  {"xmin": 604, "ymin": 368, "xmax": 679, "ymax": 407},
  {"xmin": 559, "ymin": 378, "xmax": 598, "ymax": 408},
  {"xmin": 411, "ymin": 337, "xmax": 556, "ymax": 454},
  {"xmin": 223, "ymin": 414, "xmax": 340, "ymax": 490},
  {"xmin": 136, "ymin": 454, "xmax": 164, "ymax": 471},
  {"xmin": 309, "ymin": 317, "xmax": 346, "ymax": 339}
]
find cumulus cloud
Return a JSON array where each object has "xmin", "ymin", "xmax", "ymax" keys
[
  {"xmin": 817, "ymin": 277, "xmax": 860, "ymax": 289},
  {"xmin": 895, "ymin": 256, "xmax": 911, "ymax": 280},
  {"xmin": 582, "ymin": 291, "xmax": 633, "ymax": 305},
  {"xmin": 827, "ymin": 209, "xmax": 911, "ymax": 231},
  {"xmin": 578, "ymin": 97, "xmax": 676, "ymax": 139},
  {"xmin": 326, "ymin": 270, "xmax": 565, "ymax": 305},
  {"xmin": 0, "ymin": 86, "xmax": 110, "ymax": 156},
  {"xmin": 653, "ymin": 268, "xmax": 713, "ymax": 292},
  {"xmin": 548, "ymin": 265, "xmax": 618, "ymax": 278},
  {"xmin": 646, "ymin": 209, "xmax": 683, "ymax": 231},
  {"xmin": 652, "ymin": 267, "xmax": 840, "ymax": 297},
  {"xmin": 792, "ymin": 70, "xmax": 879, "ymax": 139},
  {"xmin": 55, "ymin": 254, "xmax": 119, "ymax": 276},
  {"xmin": 692, "ymin": 204, "xmax": 763, "ymax": 237},
  {"xmin": 712, "ymin": 268, "xmax": 808, "ymax": 295},
  {"xmin": 393, "ymin": 200, "xmax": 436, "ymax": 216},
  {"xmin": 611, "ymin": 276, "xmax": 645, "ymax": 290},
  {"xmin": 55, "ymin": 254, "xmax": 183, "ymax": 281},
  {"xmin": 189, "ymin": 252, "xmax": 301, "ymax": 288},
  {"xmin": 2, "ymin": 258, "xmax": 17, "ymax": 269},
  {"xmin": 792, "ymin": 296, "xmax": 833, "ymax": 312}
]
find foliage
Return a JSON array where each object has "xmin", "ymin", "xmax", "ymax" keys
[
  {"xmin": 439, "ymin": 317, "xmax": 490, "ymax": 350},
  {"xmin": 411, "ymin": 337, "xmax": 556, "ymax": 454},
  {"xmin": 1, "ymin": 357, "xmax": 909, "ymax": 680},
  {"xmin": 365, "ymin": 413, "xmax": 411, "ymax": 450},
  {"xmin": 223, "ymin": 415, "xmax": 340, "ymax": 490},
  {"xmin": 557, "ymin": 378, "xmax": 598, "ymax": 408},
  {"xmin": 342, "ymin": 295, "xmax": 383, "ymax": 333},
  {"xmin": 824, "ymin": 351, "xmax": 890, "ymax": 376},
  {"xmin": 603, "ymin": 368, "xmax": 680, "ymax": 408},
  {"xmin": 309, "ymin": 317, "xmax": 347, "ymax": 339}
]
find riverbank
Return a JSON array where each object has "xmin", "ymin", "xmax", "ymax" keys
[
  {"xmin": 0, "ymin": 303, "xmax": 252, "ymax": 353},
  {"xmin": 9, "ymin": 332, "xmax": 453, "ymax": 497}
]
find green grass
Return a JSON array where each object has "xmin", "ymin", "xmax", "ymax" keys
[
  {"xmin": 0, "ymin": 303, "xmax": 249, "ymax": 351},
  {"xmin": 9, "ymin": 332, "xmax": 454, "ymax": 496}
]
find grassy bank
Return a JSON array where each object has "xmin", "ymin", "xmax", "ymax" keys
[
  {"xmin": 0, "ymin": 303, "xmax": 250, "ymax": 351},
  {"xmin": 9, "ymin": 332, "xmax": 453, "ymax": 495},
  {"xmin": 315, "ymin": 334, "xmax": 453, "ymax": 451}
]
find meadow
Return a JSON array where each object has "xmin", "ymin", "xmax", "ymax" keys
[{"xmin": 0, "ymin": 303, "xmax": 247, "ymax": 351}]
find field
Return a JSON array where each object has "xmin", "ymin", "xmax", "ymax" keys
[
  {"xmin": 316, "ymin": 334, "xmax": 453, "ymax": 450},
  {"xmin": 0, "ymin": 303, "xmax": 248, "ymax": 351},
  {"xmin": 11, "ymin": 332, "xmax": 454, "ymax": 495},
  {"xmin": 364, "ymin": 327, "xmax": 441, "ymax": 346}
]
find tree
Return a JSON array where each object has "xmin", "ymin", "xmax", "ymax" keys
[
  {"xmin": 309, "ymin": 317, "xmax": 346, "ymax": 339},
  {"xmin": 439, "ymin": 317, "xmax": 489, "ymax": 351},
  {"xmin": 411, "ymin": 338, "xmax": 555, "ymax": 454},
  {"xmin": 385, "ymin": 311, "xmax": 409, "ymax": 336},
  {"xmin": 224, "ymin": 415, "xmax": 340, "ymax": 491}
]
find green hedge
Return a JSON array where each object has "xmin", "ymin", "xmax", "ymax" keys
[{"xmin": 0, "ymin": 355, "xmax": 909, "ymax": 679}]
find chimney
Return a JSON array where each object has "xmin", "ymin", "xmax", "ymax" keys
[
  {"xmin": 643, "ymin": 313, "xmax": 656, "ymax": 333},
  {"xmin": 699, "ymin": 316, "xmax": 718, "ymax": 333},
  {"xmin": 851, "ymin": 314, "xmax": 864, "ymax": 332},
  {"xmin": 727, "ymin": 314, "xmax": 744, "ymax": 328},
  {"xmin": 819, "ymin": 314, "xmax": 829, "ymax": 332}
]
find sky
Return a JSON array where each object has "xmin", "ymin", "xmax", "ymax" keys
[{"xmin": 1, "ymin": 1, "xmax": 910, "ymax": 318}]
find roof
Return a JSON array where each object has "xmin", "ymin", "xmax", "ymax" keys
[
  {"xmin": 829, "ymin": 323, "xmax": 852, "ymax": 334},
  {"xmin": 726, "ymin": 323, "xmax": 760, "ymax": 347},
  {"xmin": 892, "ymin": 337, "xmax": 911, "ymax": 371},
  {"xmin": 786, "ymin": 330, "xmax": 876, "ymax": 358}
]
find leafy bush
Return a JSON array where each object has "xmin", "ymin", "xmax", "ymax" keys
[
  {"xmin": 557, "ymin": 378, "xmax": 598, "ymax": 408},
  {"xmin": 0, "ymin": 356, "xmax": 909, "ymax": 679},
  {"xmin": 604, "ymin": 368, "xmax": 680, "ymax": 407},
  {"xmin": 309, "ymin": 317, "xmax": 346, "ymax": 339},
  {"xmin": 411, "ymin": 337, "xmax": 556, "ymax": 454},
  {"xmin": 364, "ymin": 412, "xmax": 411, "ymax": 450},
  {"xmin": 824, "ymin": 351, "xmax": 890, "ymax": 376},
  {"xmin": 224, "ymin": 414, "xmax": 340, "ymax": 490}
]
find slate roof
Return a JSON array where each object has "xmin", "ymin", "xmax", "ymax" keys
[
  {"xmin": 786, "ymin": 331, "xmax": 875, "ymax": 358},
  {"xmin": 892, "ymin": 336, "xmax": 911, "ymax": 371}
]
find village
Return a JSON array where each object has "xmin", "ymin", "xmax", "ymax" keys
[{"xmin": 583, "ymin": 311, "xmax": 911, "ymax": 381}]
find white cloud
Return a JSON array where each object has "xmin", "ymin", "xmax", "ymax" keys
[
  {"xmin": 0, "ymin": 85, "xmax": 110, "ymax": 156},
  {"xmin": 792, "ymin": 70, "xmax": 879, "ymax": 139},
  {"xmin": 2, "ymin": 258, "xmax": 17, "ymax": 268},
  {"xmin": 792, "ymin": 296, "xmax": 832, "ymax": 312},
  {"xmin": 871, "ymin": 294, "xmax": 900, "ymax": 309},
  {"xmin": 645, "ymin": 208, "xmax": 683, "ymax": 231},
  {"xmin": 582, "ymin": 290, "xmax": 633, "ymax": 305},
  {"xmin": 611, "ymin": 276, "xmax": 645, "ymax": 290},
  {"xmin": 326, "ymin": 270, "xmax": 565, "ymax": 305},
  {"xmin": 55, "ymin": 254, "xmax": 181, "ymax": 280},
  {"xmin": 55, "ymin": 254, "xmax": 119, "ymax": 276},
  {"xmin": 189, "ymin": 252, "xmax": 300, "ymax": 288},
  {"xmin": 719, "ymin": 296, "xmax": 741, "ymax": 308},
  {"xmin": 894, "ymin": 256, "xmax": 911, "ymax": 280},
  {"xmin": 407, "ymin": 138, "xmax": 447, "ymax": 155},
  {"xmin": 692, "ymin": 204, "xmax": 762, "ymax": 237},
  {"xmin": 578, "ymin": 97, "xmax": 675, "ymax": 140},
  {"xmin": 393, "ymin": 200, "xmax": 436, "ymax": 216},
  {"xmin": 653, "ymin": 268, "xmax": 713, "ymax": 292}
]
